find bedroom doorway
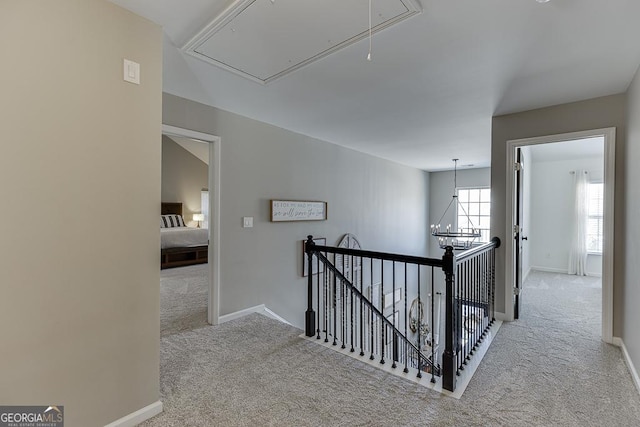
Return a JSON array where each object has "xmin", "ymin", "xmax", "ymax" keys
[
  {"xmin": 162, "ymin": 124, "xmax": 221, "ymax": 326},
  {"xmin": 505, "ymin": 128, "xmax": 615, "ymax": 343}
]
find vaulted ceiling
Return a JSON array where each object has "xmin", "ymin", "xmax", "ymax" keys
[{"xmin": 111, "ymin": 0, "xmax": 640, "ymax": 171}]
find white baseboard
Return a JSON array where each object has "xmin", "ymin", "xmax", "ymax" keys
[
  {"xmin": 262, "ymin": 306, "xmax": 291, "ymax": 324},
  {"xmin": 531, "ymin": 266, "xmax": 601, "ymax": 278},
  {"xmin": 613, "ymin": 337, "xmax": 640, "ymax": 395},
  {"xmin": 531, "ymin": 266, "xmax": 568, "ymax": 274},
  {"xmin": 219, "ymin": 304, "xmax": 291, "ymax": 325},
  {"xmin": 104, "ymin": 401, "xmax": 162, "ymax": 427},
  {"xmin": 523, "ymin": 267, "xmax": 531, "ymax": 283}
]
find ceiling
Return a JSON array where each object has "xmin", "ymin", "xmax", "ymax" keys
[{"xmin": 111, "ymin": 0, "xmax": 640, "ymax": 171}]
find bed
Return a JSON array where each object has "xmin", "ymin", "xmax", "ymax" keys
[{"xmin": 161, "ymin": 202, "xmax": 208, "ymax": 269}]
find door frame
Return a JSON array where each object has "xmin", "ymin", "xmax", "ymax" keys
[
  {"xmin": 514, "ymin": 147, "xmax": 524, "ymax": 320},
  {"xmin": 505, "ymin": 127, "xmax": 615, "ymax": 343},
  {"xmin": 162, "ymin": 124, "xmax": 222, "ymax": 325}
]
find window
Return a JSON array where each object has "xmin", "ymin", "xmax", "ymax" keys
[
  {"xmin": 201, "ymin": 189, "xmax": 209, "ymax": 229},
  {"xmin": 456, "ymin": 187, "xmax": 491, "ymax": 243},
  {"xmin": 587, "ymin": 182, "xmax": 603, "ymax": 253}
]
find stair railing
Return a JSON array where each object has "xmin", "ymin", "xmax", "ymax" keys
[
  {"xmin": 305, "ymin": 236, "xmax": 442, "ymax": 382},
  {"xmin": 441, "ymin": 237, "xmax": 501, "ymax": 392},
  {"xmin": 304, "ymin": 235, "xmax": 500, "ymax": 392}
]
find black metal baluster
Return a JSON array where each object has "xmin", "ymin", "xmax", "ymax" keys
[
  {"xmin": 469, "ymin": 258, "xmax": 474, "ymax": 354},
  {"xmin": 474, "ymin": 254, "xmax": 483, "ymax": 351},
  {"xmin": 391, "ymin": 262, "xmax": 397, "ymax": 368},
  {"xmin": 431, "ymin": 266, "xmax": 436, "ymax": 383},
  {"xmin": 341, "ymin": 261, "xmax": 346, "ymax": 349},
  {"xmin": 333, "ymin": 274, "xmax": 338, "ymax": 345},
  {"xmin": 350, "ymin": 255, "xmax": 355, "ymax": 352},
  {"xmin": 380, "ymin": 262, "xmax": 385, "ymax": 365},
  {"xmin": 469, "ymin": 257, "xmax": 478, "ymax": 355},
  {"xmin": 468, "ymin": 259, "xmax": 473, "ymax": 357},
  {"xmin": 350, "ymin": 282, "xmax": 354, "ymax": 352},
  {"xmin": 482, "ymin": 252, "xmax": 487, "ymax": 338},
  {"xmin": 468, "ymin": 258, "xmax": 473, "ymax": 354},
  {"xmin": 470, "ymin": 259, "xmax": 474, "ymax": 353},
  {"xmin": 486, "ymin": 251, "xmax": 490, "ymax": 331},
  {"xmin": 403, "ymin": 263, "xmax": 409, "ymax": 373},
  {"xmin": 360, "ymin": 257, "xmax": 365, "ymax": 357},
  {"xmin": 460, "ymin": 262, "xmax": 465, "ymax": 371},
  {"xmin": 417, "ymin": 265, "xmax": 422, "ymax": 378},
  {"xmin": 324, "ymin": 262, "xmax": 329, "ymax": 343},
  {"xmin": 316, "ymin": 254, "xmax": 321, "ymax": 339},
  {"xmin": 480, "ymin": 254, "xmax": 485, "ymax": 334},
  {"xmin": 370, "ymin": 259, "xmax": 375, "ymax": 360}
]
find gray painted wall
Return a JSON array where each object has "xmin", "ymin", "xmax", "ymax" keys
[
  {"xmin": 163, "ymin": 93, "xmax": 430, "ymax": 327},
  {"xmin": 0, "ymin": 1, "xmax": 162, "ymax": 426},
  {"xmin": 162, "ymin": 135, "xmax": 208, "ymax": 226},
  {"xmin": 491, "ymin": 94, "xmax": 626, "ymax": 334},
  {"xmin": 624, "ymin": 66, "xmax": 640, "ymax": 375}
]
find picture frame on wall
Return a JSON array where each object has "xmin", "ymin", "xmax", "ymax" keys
[
  {"xmin": 302, "ymin": 237, "xmax": 326, "ymax": 277},
  {"xmin": 271, "ymin": 200, "xmax": 327, "ymax": 222}
]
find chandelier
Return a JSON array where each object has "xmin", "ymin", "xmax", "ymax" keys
[{"xmin": 431, "ymin": 159, "xmax": 481, "ymax": 250}]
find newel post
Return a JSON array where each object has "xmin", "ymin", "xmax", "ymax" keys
[
  {"xmin": 442, "ymin": 245, "xmax": 457, "ymax": 392},
  {"xmin": 305, "ymin": 235, "xmax": 316, "ymax": 337}
]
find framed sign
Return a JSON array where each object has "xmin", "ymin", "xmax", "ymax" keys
[{"xmin": 271, "ymin": 200, "xmax": 327, "ymax": 222}]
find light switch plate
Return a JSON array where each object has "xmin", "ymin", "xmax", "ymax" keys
[
  {"xmin": 242, "ymin": 217, "xmax": 253, "ymax": 228},
  {"xmin": 123, "ymin": 59, "xmax": 140, "ymax": 84}
]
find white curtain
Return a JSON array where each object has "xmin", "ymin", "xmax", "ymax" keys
[{"xmin": 568, "ymin": 170, "xmax": 588, "ymax": 275}]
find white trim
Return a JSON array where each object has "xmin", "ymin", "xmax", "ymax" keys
[
  {"xmin": 530, "ymin": 266, "xmax": 568, "ymax": 274},
  {"xmin": 218, "ymin": 304, "xmax": 291, "ymax": 325},
  {"xmin": 208, "ymin": 138, "xmax": 221, "ymax": 325},
  {"xmin": 601, "ymin": 128, "xmax": 616, "ymax": 343},
  {"xmin": 263, "ymin": 306, "xmax": 292, "ymax": 325},
  {"xmin": 523, "ymin": 267, "xmax": 531, "ymax": 283},
  {"xmin": 613, "ymin": 337, "xmax": 640, "ymax": 395},
  {"xmin": 505, "ymin": 128, "xmax": 615, "ymax": 344},
  {"xmin": 161, "ymin": 124, "xmax": 222, "ymax": 326},
  {"xmin": 529, "ymin": 266, "xmax": 601, "ymax": 277},
  {"xmin": 162, "ymin": 124, "xmax": 218, "ymax": 143},
  {"xmin": 181, "ymin": 0, "xmax": 422, "ymax": 85},
  {"xmin": 104, "ymin": 401, "xmax": 162, "ymax": 427}
]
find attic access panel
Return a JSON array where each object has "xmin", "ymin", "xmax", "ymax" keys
[{"xmin": 182, "ymin": 0, "xmax": 421, "ymax": 84}]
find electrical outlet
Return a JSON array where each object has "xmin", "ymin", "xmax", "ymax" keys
[{"xmin": 242, "ymin": 217, "xmax": 253, "ymax": 228}]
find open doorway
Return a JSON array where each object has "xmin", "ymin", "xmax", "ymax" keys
[
  {"xmin": 161, "ymin": 124, "xmax": 221, "ymax": 328},
  {"xmin": 505, "ymin": 128, "xmax": 615, "ymax": 343}
]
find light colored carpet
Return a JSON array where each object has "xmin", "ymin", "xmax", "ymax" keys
[
  {"xmin": 145, "ymin": 270, "xmax": 640, "ymax": 426},
  {"xmin": 160, "ymin": 264, "xmax": 208, "ymax": 337}
]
